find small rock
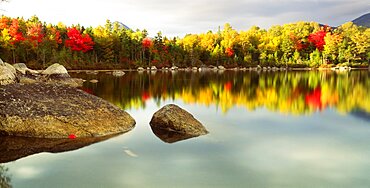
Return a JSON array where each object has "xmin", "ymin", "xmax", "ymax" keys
[
  {"xmin": 150, "ymin": 104, "xmax": 208, "ymax": 143},
  {"xmin": 112, "ymin": 70, "xmax": 125, "ymax": 77},
  {"xmin": 218, "ymin": 66, "xmax": 226, "ymax": 70},
  {"xmin": 151, "ymin": 66, "xmax": 157, "ymax": 70},
  {"xmin": 137, "ymin": 67, "xmax": 145, "ymax": 71},
  {"xmin": 90, "ymin": 79, "xmax": 99, "ymax": 83}
]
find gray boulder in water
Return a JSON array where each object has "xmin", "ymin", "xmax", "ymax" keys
[{"xmin": 149, "ymin": 104, "xmax": 208, "ymax": 143}]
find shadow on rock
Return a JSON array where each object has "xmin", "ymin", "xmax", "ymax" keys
[{"xmin": 0, "ymin": 134, "xmax": 121, "ymax": 163}]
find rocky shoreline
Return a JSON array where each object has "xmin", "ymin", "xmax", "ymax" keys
[
  {"xmin": 67, "ymin": 65, "xmax": 369, "ymax": 74},
  {"xmin": 0, "ymin": 60, "xmax": 209, "ymax": 141}
]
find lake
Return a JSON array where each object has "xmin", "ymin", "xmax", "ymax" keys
[{"xmin": 1, "ymin": 70, "xmax": 370, "ymax": 188}]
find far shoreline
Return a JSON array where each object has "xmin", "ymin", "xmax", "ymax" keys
[{"xmin": 67, "ymin": 67, "xmax": 370, "ymax": 73}]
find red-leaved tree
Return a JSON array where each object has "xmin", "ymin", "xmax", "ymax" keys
[
  {"xmin": 0, "ymin": 16, "xmax": 10, "ymax": 30},
  {"xmin": 26, "ymin": 23, "xmax": 44, "ymax": 47},
  {"xmin": 65, "ymin": 27, "xmax": 94, "ymax": 52},
  {"xmin": 225, "ymin": 47, "xmax": 234, "ymax": 57},
  {"xmin": 142, "ymin": 37, "xmax": 153, "ymax": 49},
  {"xmin": 9, "ymin": 19, "xmax": 25, "ymax": 44},
  {"xmin": 308, "ymin": 30, "xmax": 327, "ymax": 51}
]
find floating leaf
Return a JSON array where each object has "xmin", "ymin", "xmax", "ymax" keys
[{"xmin": 124, "ymin": 149, "xmax": 138, "ymax": 158}]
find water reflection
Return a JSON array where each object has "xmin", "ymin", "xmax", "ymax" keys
[
  {"xmin": 74, "ymin": 70, "xmax": 370, "ymax": 116},
  {"xmin": 0, "ymin": 165, "xmax": 12, "ymax": 188},
  {"xmin": 2, "ymin": 70, "xmax": 370, "ymax": 187},
  {"xmin": 0, "ymin": 134, "xmax": 121, "ymax": 163},
  {"xmin": 151, "ymin": 127, "xmax": 201, "ymax": 143}
]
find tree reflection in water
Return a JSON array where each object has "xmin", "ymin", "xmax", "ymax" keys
[
  {"xmin": 76, "ymin": 70, "xmax": 370, "ymax": 116},
  {"xmin": 0, "ymin": 165, "xmax": 12, "ymax": 188}
]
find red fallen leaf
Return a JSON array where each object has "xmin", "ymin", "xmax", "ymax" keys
[
  {"xmin": 68, "ymin": 134, "xmax": 77, "ymax": 139},
  {"xmin": 81, "ymin": 87, "xmax": 93, "ymax": 94}
]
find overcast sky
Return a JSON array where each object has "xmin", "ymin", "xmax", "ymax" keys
[{"xmin": 1, "ymin": 0, "xmax": 369, "ymax": 37}]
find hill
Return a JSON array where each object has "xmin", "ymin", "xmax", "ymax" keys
[
  {"xmin": 115, "ymin": 21, "xmax": 131, "ymax": 30},
  {"xmin": 352, "ymin": 13, "xmax": 370, "ymax": 27}
]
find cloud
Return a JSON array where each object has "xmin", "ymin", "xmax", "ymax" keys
[{"xmin": 1, "ymin": 0, "xmax": 369, "ymax": 37}]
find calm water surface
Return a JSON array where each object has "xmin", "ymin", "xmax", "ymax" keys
[{"xmin": 1, "ymin": 70, "xmax": 370, "ymax": 188}]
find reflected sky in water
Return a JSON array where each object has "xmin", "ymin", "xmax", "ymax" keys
[{"xmin": 2, "ymin": 71, "xmax": 370, "ymax": 188}]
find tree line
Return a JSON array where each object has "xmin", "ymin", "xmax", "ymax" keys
[{"xmin": 0, "ymin": 15, "xmax": 369, "ymax": 69}]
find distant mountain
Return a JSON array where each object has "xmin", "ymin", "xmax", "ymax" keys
[
  {"xmin": 115, "ymin": 21, "xmax": 131, "ymax": 30},
  {"xmin": 352, "ymin": 13, "xmax": 370, "ymax": 28}
]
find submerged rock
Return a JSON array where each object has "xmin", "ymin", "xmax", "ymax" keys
[
  {"xmin": 149, "ymin": 104, "xmax": 208, "ymax": 143},
  {"xmin": 0, "ymin": 83, "xmax": 136, "ymax": 138}
]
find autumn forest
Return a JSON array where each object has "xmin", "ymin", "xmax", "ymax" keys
[{"xmin": 0, "ymin": 15, "xmax": 369, "ymax": 69}]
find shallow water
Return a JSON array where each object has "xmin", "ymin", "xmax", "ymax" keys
[{"xmin": 1, "ymin": 70, "xmax": 370, "ymax": 188}]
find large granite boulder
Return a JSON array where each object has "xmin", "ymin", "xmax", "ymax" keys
[
  {"xmin": 4, "ymin": 63, "xmax": 16, "ymax": 75},
  {"xmin": 0, "ymin": 83, "xmax": 136, "ymax": 138},
  {"xmin": 42, "ymin": 63, "xmax": 69, "ymax": 77},
  {"xmin": 149, "ymin": 104, "xmax": 208, "ymax": 143},
  {"xmin": 0, "ymin": 64, "xmax": 16, "ymax": 85}
]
